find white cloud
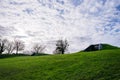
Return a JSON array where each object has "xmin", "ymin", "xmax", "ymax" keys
[{"xmin": 0, "ymin": 0, "xmax": 120, "ymax": 53}]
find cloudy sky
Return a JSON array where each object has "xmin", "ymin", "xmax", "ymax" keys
[{"xmin": 0, "ymin": 0, "xmax": 120, "ymax": 53}]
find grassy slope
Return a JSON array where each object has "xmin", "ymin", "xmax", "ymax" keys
[
  {"xmin": 102, "ymin": 44, "xmax": 119, "ymax": 50},
  {"xmin": 0, "ymin": 49, "xmax": 120, "ymax": 80}
]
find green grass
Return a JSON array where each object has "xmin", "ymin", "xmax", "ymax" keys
[
  {"xmin": 0, "ymin": 49, "xmax": 120, "ymax": 80},
  {"xmin": 102, "ymin": 44, "xmax": 119, "ymax": 50}
]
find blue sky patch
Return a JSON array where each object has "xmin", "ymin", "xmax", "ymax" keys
[
  {"xmin": 23, "ymin": 8, "xmax": 34, "ymax": 14},
  {"xmin": 71, "ymin": 0, "xmax": 83, "ymax": 7},
  {"xmin": 9, "ymin": 1, "xmax": 25, "ymax": 5},
  {"xmin": 115, "ymin": 29, "xmax": 120, "ymax": 32},
  {"xmin": 97, "ymin": 0, "xmax": 106, "ymax": 5},
  {"xmin": 116, "ymin": 5, "xmax": 120, "ymax": 11},
  {"xmin": 56, "ymin": 9, "xmax": 64, "ymax": 15},
  {"xmin": 56, "ymin": 0, "xmax": 64, "ymax": 5}
]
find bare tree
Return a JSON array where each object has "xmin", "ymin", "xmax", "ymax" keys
[
  {"xmin": 32, "ymin": 44, "xmax": 46, "ymax": 54},
  {"xmin": 0, "ymin": 38, "xmax": 7, "ymax": 54},
  {"xmin": 14, "ymin": 39, "xmax": 25, "ymax": 54},
  {"xmin": 6, "ymin": 41, "xmax": 15, "ymax": 54},
  {"xmin": 54, "ymin": 39, "xmax": 69, "ymax": 54}
]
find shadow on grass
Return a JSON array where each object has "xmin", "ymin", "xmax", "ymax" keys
[
  {"xmin": 0, "ymin": 54, "xmax": 29, "ymax": 59},
  {"xmin": 0, "ymin": 53, "xmax": 49, "ymax": 59}
]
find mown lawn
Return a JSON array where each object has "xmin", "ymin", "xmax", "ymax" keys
[{"xmin": 0, "ymin": 49, "xmax": 120, "ymax": 80}]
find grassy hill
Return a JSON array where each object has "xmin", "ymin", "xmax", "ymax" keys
[
  {"xmin": 83, "ymin": 44, "xmax": 119, "ymax": 52},
  {"xmin": 102, "ymin": 44, "xmax": 119, "ymax": 50},
  {"xmin": 0, "ymin": 49, "xmax": 120, "ymax": 80}
]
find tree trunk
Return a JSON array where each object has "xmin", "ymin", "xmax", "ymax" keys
[
  {"xmin": 0, "ymin": 52, "xmax": 2, "ymax": 55},
  {"xmin": 62, "ymin": 50, "xmax": 64, "ymax": 54},
  {"xmin": 16, "ymin": 49, "xmax": 18, "ymax": 54},
  {"xmin": 0, "ymin": 49, "xmax": 3, "ymax": 55}
]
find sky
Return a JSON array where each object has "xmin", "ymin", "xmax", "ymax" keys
[{"xmin": 0, "ymin": 0, "xmax": 120, "ymax": 54}]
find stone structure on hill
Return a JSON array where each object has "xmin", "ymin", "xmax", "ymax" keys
[{"xmin": 84, "ymin": 44, "xmax": 102, "ymax": 51}]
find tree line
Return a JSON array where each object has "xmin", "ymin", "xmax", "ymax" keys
[
  {"xmin": 0, "ymin": 38, "xmax": 25, "ymax": 54},
  {"xmin": 0, "ymin": 38, "xmax": 69, "ymax": 55}
]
